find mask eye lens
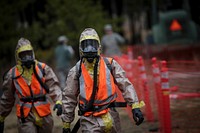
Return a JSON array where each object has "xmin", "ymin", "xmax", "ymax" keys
[
  {"xmin": 81, "ymin": 39, "xmax": 99, "ymax": 51},
  {"xmin": 19, "ymin": 50, "xmax": 33, "ymax": 61}
]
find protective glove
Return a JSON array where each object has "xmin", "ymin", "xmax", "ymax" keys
[
  {"xmin": 63, "ymin": 122, "xmax": 71, "ymax": 133},
  {"xmin": 131, "ymin": 101, "xmax": 145, "ymax": 126},
  {"xmin": 53, "ymin": 101, "xmax": 62, "ymax": 116},
  {"xmin": 132, "ymin": 108, "xmax": 144, "ymax": 126},
  {"xmin": 0, "ymin": 116, "xmax": 5, "ymax": 133}
]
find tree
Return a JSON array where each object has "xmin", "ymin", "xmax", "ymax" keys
[{"xmin": 0, "ymin": 0, "xmax": 115, "ymax": 86}]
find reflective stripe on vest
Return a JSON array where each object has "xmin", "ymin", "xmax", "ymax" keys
[
  {"xmin": 12, "ymin": 62, "xmax": 51, "ymax": 118},
  {"xmin": 79, "ymin": 57, "xmax": 117, "ymax": 116}
]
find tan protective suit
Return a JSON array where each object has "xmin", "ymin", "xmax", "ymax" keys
[
  {"xmin": 62, "ymin": 58, "xmax": 139, "ymax": 133},
  {"xmin": 0, "ymin": 38, "xmax": 62, "ymax": 133}
]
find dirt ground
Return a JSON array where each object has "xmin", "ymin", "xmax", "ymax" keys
[
  {"xmin": 3, "ymin": 107, "xmax": 157, "ymax": 133},
  {"xmin": 3, "ymin": 97, "xmax": 200, "ymax": 133},
  {"xmin": 3, "ymin": 60, "xmax": 200, "ymax": 133}
]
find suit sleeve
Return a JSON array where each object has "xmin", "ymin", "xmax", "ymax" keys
[
  {"xmin": 61, "ymin": 65, "xmax": 79, "ymax": 123},
  {"xmin": 111, "ymin": 59, "xmax": 139, "ymax": 105},
  {"xmin": 44, "ymin": 65, "xmax": 62, "ymax": 102},
  {"xmin": 0, "ymin": 70, "xmax": 15, "ymax": 117}
]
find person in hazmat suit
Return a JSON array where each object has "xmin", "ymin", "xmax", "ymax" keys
[
  {"xmin": 61, "ymin": 28, "xmax": 144, "ymax": 133},
  {"xmin": 0, "ymin": 38, "xmax": 62, "ymax": 133}
]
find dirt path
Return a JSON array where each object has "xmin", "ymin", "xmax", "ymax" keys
[{"xmin": 3, "ymin": 98, "xmax": 200, "ymax": 133}]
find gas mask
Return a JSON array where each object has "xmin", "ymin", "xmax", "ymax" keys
[
  {"xmin": 80, "ymin": 39, "xmax": 99, "ymax": 63},
  {"xmin": 19, "ymin": 50, "xmax": 35, "ymax": 69}
]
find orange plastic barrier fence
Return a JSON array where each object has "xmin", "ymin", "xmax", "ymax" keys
[
  {"xmin": 137, "ymin": 56, "xmax": 154, "ymax": 122},
  {"xmin": 111, "ymin": 49, "xmax": 200, "ymax": 132},
  {"xmin": 113, "ymin": 55, "xmax": 154, "ymax": 122},
  {"xmin": 151, "ymin": 57, "xmax": 200, "ymax": 133},
  {"xmin": 151, "ymin": 57, "xmax": 163, "ymax": 130}
]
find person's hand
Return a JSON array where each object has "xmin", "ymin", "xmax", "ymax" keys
[
  {"xmin": 53, "ymin": 101, "xmax": 62, "ymax": 116},
  {"xmin": 132, "ymin": 108, "xmax": 144, "ymax": 126},
  {"xmin": 63, "ymin": 122, "xmax": 70, "ymax": 133}
]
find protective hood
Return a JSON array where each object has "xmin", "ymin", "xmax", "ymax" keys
[
  {"xmin": 79, "ymin": 28, "xmax": 101, "ymax": 58},
  {"xmin": 15, "ymin": 38, "xmax": 35, "ymax": 65},
  {"xmin": 14, "ymin": 38, "xmax": 36, "ymax": 84}
]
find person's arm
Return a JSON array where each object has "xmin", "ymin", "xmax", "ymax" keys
[
  {"xmin": 115, "ymin": 33, "xmax": 125, "ymax": 44},
  {"xmin": 111, "ymin": 59, "xmax": 144, "ymax": 125},
  {"xmin": 61, "ymin": 65, "xmax": 79, "ymax": 132},
  {"xmin": 43, "ymin": 64, "xmax": 63, "ymax": 116},
  {"xmin": 61, "ymin": 65, "xmax": 79, "ymax": 123},
  {"xmin": 0, "ymin": 69, "xmax": 15, "ymax": 120},
  {"xmin": 44, "ymin": 64, "xmax": 62, "ymax": 102},
  {"xmin": 68, "ymin": 46, "xmax": 75, "ymax": 57},
  {"xmin": 111, "ymin": 59, "xmax": 139, "ymax": 105}
]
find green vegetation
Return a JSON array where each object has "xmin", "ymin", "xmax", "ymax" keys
[{"xmin": 0, "ymin": 0, "xmax": 123, "ymax": 77}]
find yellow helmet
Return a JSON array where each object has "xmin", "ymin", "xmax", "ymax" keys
[
  {"xmin": 15, "ymin": 38, "xmax": 35, "ymax": 68},
  {"xmin": 79, "ymin": 28, "xmax": 101, "ymax": 60}
]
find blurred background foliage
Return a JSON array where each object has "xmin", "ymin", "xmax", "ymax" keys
[
  {"xmin": 0, "ymin": 0, "xmax": 123, "ymax": 75},
  {"xmin": 1, "ymin": 0, "xmax": 200, "ymax": 84}
]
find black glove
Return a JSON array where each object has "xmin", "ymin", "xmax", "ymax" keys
[
  {"xmin": 63, "ymin": 128, "xmax": 70, "ymax": 133},
  {"xmin": 53, "ymin": 101, "xmax": 62, "ymax": 116},
  {"xmin": 132, "ymin": 108, "xmax": 144, "ymax": 126},
  {"xmin": 0, "ymin": 122, "xmax": 4, "ymax": 133}
]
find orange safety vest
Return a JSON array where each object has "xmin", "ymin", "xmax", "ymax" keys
[
  {"xmin": 12, "ymin": 62, "xmax": 51, "ymax": 118},
  {"xmin": 79, "ymin": 57, "xmax": 117, "ymax": 116}
]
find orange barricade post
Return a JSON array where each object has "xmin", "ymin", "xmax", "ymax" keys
[
  {"xmin": 138, "ymin": 56, "xmax": 154, "ymax": 122},
  {"xmin": 151, "ymin": 57, "xmax": 163, "ymax": 131},
  {"xmin": 160, "ymin": 60, "xmax": 172, "ymax": 133}
]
